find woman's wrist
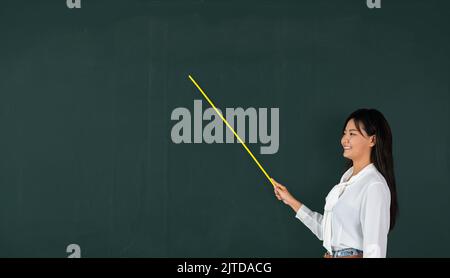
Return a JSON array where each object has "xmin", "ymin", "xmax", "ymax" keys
[{"xmin": 289, "ymin": 199, "xmax": 302, "ymax": 213}]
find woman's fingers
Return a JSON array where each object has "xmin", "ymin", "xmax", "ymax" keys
[
  {"xmin": 272, "ymin": 178, "xmax": 286, "ymax": 191},
  {"xmin": 272, "ymin": 178, "xmax": 290, "ymax": 203},
  {"xmin": 274, "ymin": 188, "xmax": 282, "ymax": 200},
  {"xmin": 271, "ymin": 179, "xmax": 282, "ymax": 189},
  {"xmin": 274, "ymin": 187, "xmax": 280, "ymax": 195}
]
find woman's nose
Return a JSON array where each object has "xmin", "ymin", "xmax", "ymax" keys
[{"xmin": 342, "ymin": 135, "xmax": 349, "ymax": 144}]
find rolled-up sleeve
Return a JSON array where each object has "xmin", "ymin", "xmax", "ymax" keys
[
  {"xmin": 360, "ymin": 182, "xmax": 391, "ymax": 258},
  {"xmin": 295, "ymin": 205, "xmax": 324, "ymax": 240}
]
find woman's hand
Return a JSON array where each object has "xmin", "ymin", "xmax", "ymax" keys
[{"xmin": 272, "ymin": 178, "xmax": 303, "ymax": 213}]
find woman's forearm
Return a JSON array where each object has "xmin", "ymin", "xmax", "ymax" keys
[{"xmin": 289, "ymin": 199, "xmax": 303, "ymax": 213}]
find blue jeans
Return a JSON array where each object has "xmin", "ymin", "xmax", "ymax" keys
[{"xmin": 328, "ymin": 248, "xmax": 363, "ymax": 258}]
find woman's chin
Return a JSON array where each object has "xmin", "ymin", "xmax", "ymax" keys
[{"xmin": 343, "ymin": 152, "xmax": 351, "ymax": 159}]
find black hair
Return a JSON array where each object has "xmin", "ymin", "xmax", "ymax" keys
[{"xmin": 343, "ymin": 108, "xmax": 398, "ymax": 231}]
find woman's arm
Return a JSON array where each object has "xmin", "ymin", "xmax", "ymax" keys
[
  {"xmin": 272, "ymin": 179, "xmax": 303, "ymax": 212},
  {"xmin": 360, "ymin": 182, "xmax": 391, "ymax": 258},
  {"xmin": 272, "ymin": 179, "xmax": 324, "ymax": 240}
]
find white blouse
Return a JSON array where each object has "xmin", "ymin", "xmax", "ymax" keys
[{"xmin": 295, "ymin": 163, "xmax": 391, "ymax": 258}]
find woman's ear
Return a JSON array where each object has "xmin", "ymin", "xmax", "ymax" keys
[{"xmin": 369, "ymin": 135, "xmax": 376, "ymax": 147}]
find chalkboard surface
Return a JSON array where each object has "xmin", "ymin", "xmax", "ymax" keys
[{"xmin": 0, "ymin": 0, "xmax": 449, "ymax": 257}]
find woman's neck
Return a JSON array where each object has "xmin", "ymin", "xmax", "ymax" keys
[{"xmin": 352, "ymin": 159, "xmax": 372, "ymax": 177}]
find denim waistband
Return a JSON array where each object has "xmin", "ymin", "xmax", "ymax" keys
[{"xmin": 329, "ymin": 248, "xmax": 363, "ymax": 258}]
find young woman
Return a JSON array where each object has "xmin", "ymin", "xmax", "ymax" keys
[{"xmin": 273, "ymin": 109, "xmax": 398, "ymax": 258}]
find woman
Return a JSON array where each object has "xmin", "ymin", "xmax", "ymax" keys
[{"xmin": 273, "ymin": 109, "xmax": 398, "ymax": 258}]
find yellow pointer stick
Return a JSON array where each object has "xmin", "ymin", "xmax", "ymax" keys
[{"xmin": 188, "ymin": 75, "xmax": 275, "ymax": 188}]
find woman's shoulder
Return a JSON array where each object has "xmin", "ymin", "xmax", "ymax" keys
[
  {"xmin": 367, "ymin": 166, "xmax": 387, "ymax": 184},
  {"xmin": 361, "ymin": 166, "xmax": 390, "ymax": 195}
]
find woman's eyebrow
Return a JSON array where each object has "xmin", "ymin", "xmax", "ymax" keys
[{"xmin": 344, "ymin": 129, "xmax": 360, "ymax": 133}]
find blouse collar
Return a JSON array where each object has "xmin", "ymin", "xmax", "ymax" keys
[{"xmin": 340, "ymin": 163, "xmax": 376, "ymax": 185}]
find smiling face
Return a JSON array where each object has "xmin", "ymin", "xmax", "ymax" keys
[{"xmin": 341, "ymin": 119, "xmax": 376, "ymax": 162}]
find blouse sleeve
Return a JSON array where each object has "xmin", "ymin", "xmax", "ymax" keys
[
  {"xmin": 295, "ymin": 205, "xmax": 324, "ymax": 240},
  {"xmin": 360, "ymin": 182, "xmax": 391, "ymax": 258}
]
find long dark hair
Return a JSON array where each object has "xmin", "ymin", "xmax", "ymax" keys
[{"xmin": 343, "ymin": 108, "xmax": 398, "ymax": 231}]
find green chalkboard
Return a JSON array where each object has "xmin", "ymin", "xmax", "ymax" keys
[{"xmin": 0, "ymin": 0, "xmax": 449, "ymax": 257}]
